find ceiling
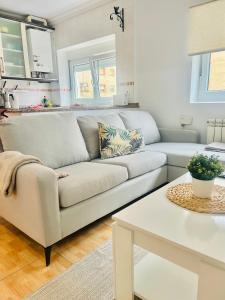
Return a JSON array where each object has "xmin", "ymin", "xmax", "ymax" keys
[{"xmin": 0, "ymin": 0, "xmax": 99, "ymax": 20}]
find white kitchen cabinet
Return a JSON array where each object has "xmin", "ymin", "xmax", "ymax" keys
[
  {"xmin": 27, "ymin": 29, "xmax": 53, "ymax": 73},
  {"xmin": 0, "ymin": 18, "xmax": 30, "ymax": 78}
]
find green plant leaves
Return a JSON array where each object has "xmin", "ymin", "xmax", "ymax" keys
[
  {"xmin": 119, "ymin": 130, "xmax": 131, "ymax": 141},
  {"xmin": 187, "ymin": 154, "xmax": 224, "ymax": 180}
]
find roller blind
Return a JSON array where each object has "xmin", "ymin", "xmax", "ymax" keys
[{"xmin": 188, "ymin": 0, "xmax": 225, "ymax": 55}]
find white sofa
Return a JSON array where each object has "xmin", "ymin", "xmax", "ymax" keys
[{"xmin": 0, "ymin": 110, "xmax": 220, "ymax": 265}]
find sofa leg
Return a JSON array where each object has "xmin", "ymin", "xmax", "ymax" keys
[{"xmin": 44, "ymin": 246, "xmax": 52, "ymax": 266}]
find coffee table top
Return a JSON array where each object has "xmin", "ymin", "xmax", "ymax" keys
[{"xmin": 113, "ymin": 173, "xmax": 225, "ymax": 265}]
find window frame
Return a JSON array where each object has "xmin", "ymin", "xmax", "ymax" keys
[
  {"xmin": 190, "ymin": 52, "xmax": 225, "ymax": 103},
  {"xmin": 69, "ymin": 53, "xmax": 116, "ymax": 105}
]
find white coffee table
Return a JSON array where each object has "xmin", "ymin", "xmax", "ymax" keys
[{"xmin": 112, "ymin": 173, "xmax": 225, "ymax": 300}]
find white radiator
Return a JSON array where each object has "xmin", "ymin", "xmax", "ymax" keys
[{"xmin": 207, "ymin": 119, "xmax": 225, "ymax": 144}]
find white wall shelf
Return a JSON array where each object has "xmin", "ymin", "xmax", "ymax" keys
[
  {"xmin": 1, "ymin": 32, "xmax": 21, "ymax": 39},
  {"xmin": 3, "ymin": 48, "xmax": 23, "ymax": 53},
  {"xmin": 5, "ymin": 63, "xmax": 24, "ymax": 67},
  {"xmin": 1, "ymin": 75, "xmax": 58, "ymax": 83}
]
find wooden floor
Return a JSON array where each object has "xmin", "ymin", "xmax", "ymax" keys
[{"xmin": 0, "ymin": 215, "xmax": 113, "ymax": 300}]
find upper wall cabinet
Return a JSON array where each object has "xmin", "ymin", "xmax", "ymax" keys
[
  {"xmin": 27, "ymin": 29, "xmax": 53, "ymax": 74},
  {"xmin": 0, "ymin": 18, "xmax": 30, "ymax": 78},
  {"xmin": 0, "ymin": 17, "xmax": 56, "ymax": 82}
]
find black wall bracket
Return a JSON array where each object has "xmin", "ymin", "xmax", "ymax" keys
[{"xmin": 110, "ymin": 7, "xmax": 125, "ymax": 32}]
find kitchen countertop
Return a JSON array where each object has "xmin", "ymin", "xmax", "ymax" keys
[{"xmin": 6, "ymin": 103, "xmax": 139, "ymax": 114}]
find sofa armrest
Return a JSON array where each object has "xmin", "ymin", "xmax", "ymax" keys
[
  {"xmin": 159, "ymin": 128, "xmax": 200, "ymax": 143},
  {"xmin": 0, "ymin": 163, "xmax": 61, "ymax": 247}
]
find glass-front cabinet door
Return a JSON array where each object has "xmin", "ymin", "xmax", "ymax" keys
[{"xmin": 0, "ymin": 18, "xmax": 30, "ymax": 78}]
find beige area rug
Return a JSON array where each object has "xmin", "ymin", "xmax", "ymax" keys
[{"xmin": 26, "ymin": 241, "xmax": 146, "ymax": 300}]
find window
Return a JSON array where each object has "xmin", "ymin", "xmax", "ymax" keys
[
  {"xmin": 98, "ymin": 58, "xmax": 117, "ymax": 98},
  {"xmin": 70, "ymin": 55, "xmax": 116, "ymax": 105},
  {"xmin": 208, "ymin": 52, "xmax": 225, "ymax": 91},
  {"xmin": 75, "ymin": 63, "xmax": 94, "ymax": 99},
  {"xmin": 191, "ymin": 51, "xmax": 225, "ymax": 103}
]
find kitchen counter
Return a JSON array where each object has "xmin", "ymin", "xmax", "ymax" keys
[{"xmin": 6, "ymin": 103, "xmax": 139, "ymax": 114}]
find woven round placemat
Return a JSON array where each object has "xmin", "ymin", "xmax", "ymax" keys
[{"xmin": 167, "ymin": 183, "xmax": 225, "ymax": 214}]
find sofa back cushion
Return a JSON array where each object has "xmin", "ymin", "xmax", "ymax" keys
[
  {"xmin": 0, "ymin": 113, "xmax": 89, "ymax": 169},
  {"xmin": 119, "ymin": 111, "xmax": 160, "ymax": 145},
  {"xmin": 77, "ymin": 114, "xmax": 125, "ymax": 159}
]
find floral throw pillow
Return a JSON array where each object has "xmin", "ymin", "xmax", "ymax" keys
[{"xmin": 98, "ymin": 122, "xmax": 145, "ymax": 159}]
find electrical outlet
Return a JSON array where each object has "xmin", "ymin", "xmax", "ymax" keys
[{"xmin": 180, "ymin": 115, "xmax": 193, "ymax": 126}]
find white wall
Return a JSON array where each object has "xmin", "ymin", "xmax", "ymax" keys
[
  {"xmin": 66, "ymin": 39, "xmax": 115, "ymax": 61},
  {"xmin": 135, "ymin": 0, "xmax": 225, "ymax": 143},
  {"xmin": 54, "ymin": 0, "xmax": 135, "ymax": 105},
  {"xmin": 2, "ymin": 79, "xmax": 52, "ymax": 108}
]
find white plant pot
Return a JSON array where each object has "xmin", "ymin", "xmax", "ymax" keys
[{"xmin": 192, "ymin": 177, "xmax": 215, "ymax": 199}]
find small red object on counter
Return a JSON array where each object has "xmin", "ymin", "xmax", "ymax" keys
[{"xmin": 29, "ymin": 105, "xmax": 44, "ymax": 111}]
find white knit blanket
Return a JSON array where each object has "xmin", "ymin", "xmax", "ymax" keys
[{"xmin": 0, "ymin": 151, "xmax": 42, "ymax": 197}]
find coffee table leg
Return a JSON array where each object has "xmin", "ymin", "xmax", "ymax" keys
[
  {"xmin": 112, "ymin": 223, "xmax": 134, "ymax": 300},
  {"xmin": 197, "ymin": 261, "xmax": 225, "ymax": 300}
]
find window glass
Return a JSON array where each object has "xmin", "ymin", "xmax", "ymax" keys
[
  {"xmin": 208, "ymin": 51, "xmax": 225, "ymax": 91},
  {"xmin": 74, "ymin": 63, "xmax": 94, "ymax": 99},
  {"xmin": 98, "ymin": 58, "xmax": 117, "ymax": 98}
]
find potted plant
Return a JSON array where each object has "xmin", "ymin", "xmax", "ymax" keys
[{"xmin": 187, "ymin": 154, "xmax": 224, "ymax": 199}]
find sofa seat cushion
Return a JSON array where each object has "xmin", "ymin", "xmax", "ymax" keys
[
  {"xmin": 57, "ymin": 162, "xmax": 128, "ymax": 208},
  {"xmin": 94, "ymin": 151, "xmax": 167, "ymax": 179},
  {"xmin": 77, "ymin": 114, "xmax": 126, "ymax": 160},
  {"xmin": 119, "ymin": 111, "xmax": 160, "ymax": 145},
  {"xmin": 0, "ymin": 113, "xmax": 90, "ymax": 169},
  {"xmin": 145, "ymin": 143, "xmax": 206, "ymax": 168}
]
